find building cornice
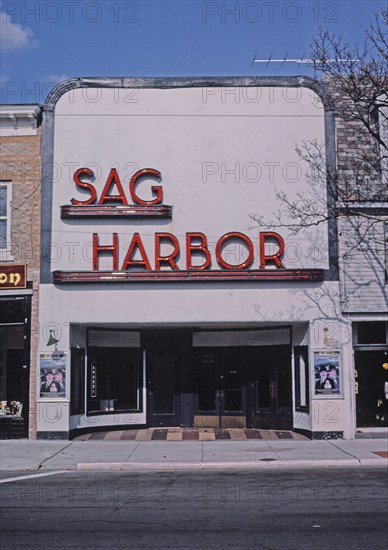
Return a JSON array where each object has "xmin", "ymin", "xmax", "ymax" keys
[
  {"xmin": 0, "ymin": 104, "xmax": 42, "ymax": 136},
  {"xmin": 43, "ymin": 76, "xmax": 332, "ymax": 112}
]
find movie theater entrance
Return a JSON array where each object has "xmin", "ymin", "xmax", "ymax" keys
[
  {"xmin": 66, "ymin": 325, "xmax": 295, "ymax": 437},
  {"xmin": 142, "ymin": 328, "xmax": 292, "ymax": 429},
  {"xmin": 145, "ymin": 328, "xmax": 293, "ymax": 430},
  {"xmin": 193, "ymin": 345, "xmax": 292, "ymax": 429}
]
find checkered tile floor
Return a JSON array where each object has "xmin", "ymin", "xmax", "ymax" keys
[{"xmin": 74, "ymin": 428, "xmax": 308, "ymax": 441}]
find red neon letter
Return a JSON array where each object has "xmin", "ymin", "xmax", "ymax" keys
[
  {"xmin": 259, "ymin": 232, "xmax": 285, "ymax": 269},
  {"xmin": 216, "ymin": 232, "xmax": 254, "ymax": 269},
  {"xmin": 93, "ymin": 233, "xmax": 119, "ymax": 271},
  {"xmin": 98, "ymin": 168, "xmax": 128, "ymax": 205},
  {"xmin": 155, "ymin": 233, "xmax": 180, "ymax": 270},
  {"xmin": 129, "ymin": 168, "xmax": 163, "ymax": 205},
  {"xmin": 121, "ymin": 233, "xmax": 152, "ymax": 271},
  {"xmin": 186, "ymin": 233, "xmax": 211, "ymax": 270},
  {"xmin": 71, "ymin": 168, "xmax": 97, "ymax": 205}
]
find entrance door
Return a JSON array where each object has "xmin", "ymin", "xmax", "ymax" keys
[
  {"xmin": 247, "ymin": 346, "xmax": 292, "ymax": 430},
  {"xmin": 146, "ymin": 331, "xmax": 187, "ymax": 427},
  {"xmin": 248, "ymin": 364, "xmax": 292, "ymax": 429},
  {"xmin": 194, "ymin": 348, "xmax": 246, "ymax": 428},
  {"xmin": 0, "ymin": 324, "xmax": 30, "ymax": 437},
  {"xmin": 147, "ymin": 351, "xmax": 182, "ymax": 427},
  {"xmin": 355, "ymin": 350, "xmax": 388, "ymax": 427}
]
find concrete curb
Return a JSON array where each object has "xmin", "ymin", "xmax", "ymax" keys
[
  {"xmin": 73, "ymin": 459, "xmax": 388, "ymax": 471},
  {"xmin": 359, "ymin": 458, "xmax": 388, "ymax": 467}
]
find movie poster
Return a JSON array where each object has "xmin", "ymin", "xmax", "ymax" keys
[
  {"xmin": 314, "ymin": 351, "xmax": 341, "ymax": 395},
  {"xmin": 39, "ymin": 353, "xmax": 67, "ymax": 398}
]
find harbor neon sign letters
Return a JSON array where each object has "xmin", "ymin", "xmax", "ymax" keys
[{"xmin": 92, "ymin": 231, "xmax": 285, "ymax": 272}]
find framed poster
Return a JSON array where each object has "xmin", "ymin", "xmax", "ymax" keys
[
  {"xmin": 39, "ymin": 352, "xmax": 67, "ymax": 398},
  {"xmin": 314, "ymin": 351, "xmax": 341, "ymax": 396}
]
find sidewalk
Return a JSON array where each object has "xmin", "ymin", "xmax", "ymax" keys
[{"xmin": 1, "ymin": 433, "xmax": 387, "ymax": 472}]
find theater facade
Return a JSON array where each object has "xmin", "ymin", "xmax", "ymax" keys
[{"xmin": 37, "ymin": 77, "xmax": 355, "ymax": 440}]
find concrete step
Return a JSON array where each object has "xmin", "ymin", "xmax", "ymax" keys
[{"xmin": 73, "ymin": 428, "xmax": 309, "ymax": 442}]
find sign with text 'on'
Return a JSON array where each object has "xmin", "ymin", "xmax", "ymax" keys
[{"xmin": 0, "ymin": 264, "xmax": 27, "ymax": 289}]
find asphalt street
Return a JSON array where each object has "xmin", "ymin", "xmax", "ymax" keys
[{"xmin": 0, "ymin": 467, "xmax": 387, "ymax": 549}]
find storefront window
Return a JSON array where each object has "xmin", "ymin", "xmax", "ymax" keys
[{"xmin": 85, "ymin": 329, "xmax": 142, "ymax": 415}]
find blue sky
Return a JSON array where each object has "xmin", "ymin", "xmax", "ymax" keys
[{"xmin": 0, "ymin": 0, "xmax": 385, "ymax": 104}]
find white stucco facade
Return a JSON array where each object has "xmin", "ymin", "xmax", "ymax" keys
[{"xmin": 37, "ymin": 78, "xmax": 354, "ymax": 439}]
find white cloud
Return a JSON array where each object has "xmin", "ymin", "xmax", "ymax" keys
[
  {"xmin": 0, "ymin": 12, "xmax": 35, "ymax": 50},
  {"xmin": 40, "ymin": 74, "xmax": 71, "ymax": 85}
]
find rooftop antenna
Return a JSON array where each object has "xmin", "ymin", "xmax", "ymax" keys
[{"xmin": 251, "ymin": 53, "xmax": 361, "ymax": 78}]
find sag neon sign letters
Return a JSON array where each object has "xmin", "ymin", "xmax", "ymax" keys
[{"xmin": 71, "ymin": 167, "xmax": 163, "ymax": 206}]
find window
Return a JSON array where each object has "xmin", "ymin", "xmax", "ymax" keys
[
  {"xmin": 294, "ymin": 346, "xmax": 309, "ymax": 412},
  {"xmin": 85, "ymin": 328, "xmax": 142, "ymax": 416},
  {"xmin": 371, "ymin": 94, "xmax": 388, "ymax": 184},
  {"xmin": 87, "ymin": 347, "xmax": 142, "ymax": 415},
  {"xmin": 356, "ymin": 322, "xmax": 387, "ymax": 345},
  {"xmin": 386, "ymin": 223, "xmax": 388, "ymax": 282},
  {"xmin": 0, "ymin": 182, "xmax": 12, "ymax": 258},
  {"xmin": 379, "ymin": 103, "xmax": 388, "ymax": 183}
]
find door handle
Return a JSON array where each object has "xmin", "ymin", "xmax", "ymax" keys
[{"xmin": 269, "ymin": 382, "xmax": 277, "ymax": 398}]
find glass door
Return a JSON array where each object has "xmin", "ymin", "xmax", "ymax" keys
[
  {"xmin": 249, "ymin": 346, "xmax": 292, "ymax": 430},
  {"xmin": 355, "ymin": 350, "xmax": 388, "ymax": 427},
  {"xmin": 194, "ymin": 348, "xmax": 246, "ymax": 428},
  {"xmin": 147, "ymin": 350, "xmax": 182, "ymax": 427}
]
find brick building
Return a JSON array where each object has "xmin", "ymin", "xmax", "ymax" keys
[
  {"xmin": 0, "ymin": 104, "xmax": 42, "ymax": 438},
  {"xmin": 332, "ymin": 87, "xmax": 388, "ymax": 431}
]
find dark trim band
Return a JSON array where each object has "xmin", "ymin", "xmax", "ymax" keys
[
  {"xmin": 61, "ymin": 204, "xmax": 173, "ymax": 219},
  {"xmin": 53, "ymin": 269, "xmax": 324, "ymax": 284}
]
